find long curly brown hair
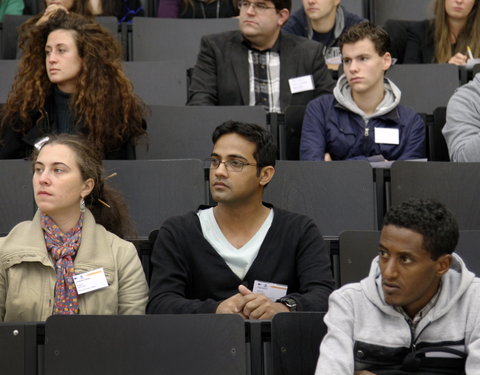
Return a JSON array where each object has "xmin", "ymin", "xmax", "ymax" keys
[{"xmin": 2, "ymin": 10, "xmax": 146, "ymax": 157}]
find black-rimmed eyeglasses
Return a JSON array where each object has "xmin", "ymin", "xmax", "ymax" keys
[
  {"xmin": 238, "ymin": 1, "xmax": 276, "ymax": 12},
  {"xmin": 204, "ymin": 157, "xmax": 258, "ymax": 172}
]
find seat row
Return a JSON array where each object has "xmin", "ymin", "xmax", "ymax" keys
[
  {"xmin": 0, "ymin": 60, "xmax": 464, "ymax": 161},
  {"xmin": 0, "ymin": 103, "xmax": 455, "ymax": 163},
  {"xmin": 2, "ymin": 228, "xmax": 480, "ymax": 375},
  {"xmin": 3, "ymin": 0, "xmax": 433, "ymax": 22},
  {"xmin": 6, "ymin": 152, "xmax": 479, "ymax": 290},
  {"xmin": 3, "ymin": 159, "xmax": 480, "ymax": 283},
  {"xmin": 0, "ymin": 59, "xmax": 463, "ymax": 108},
  {"xmin": 0, "ymin": 0, "xmax": 438, "ymax": 62},
  {"xmin": 1, "ymin": 312, "xmax": 327, "ymax": 375}
]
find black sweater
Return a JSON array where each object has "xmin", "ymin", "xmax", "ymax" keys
[
  {"xmin": 404, "ymin": 19, "xmax": 435, "ymax": 64},
  {"xmin": 0, "ymin": 91, "xmax": 140, "ymax": 160},
  {"xmin": 147, "ymin": 205, "xmax": 334, "ymax": 314}
]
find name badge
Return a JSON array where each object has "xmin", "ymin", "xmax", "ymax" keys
[
  {"xmin": 324, "ymin": 47, "xmax": 342, "ymax": 65},
  {"xmin": 374, "ymin": 127, "xmax": 399, "ymax": 145},
  {"xmin": 252, "ymin": 280, "xmax": 288, "ymax": 302},
  {"xmin": 73, "ymin": 267, "xmax": 109, "ymax": 295},
  {"xmin": 289, "ymin": 75, "xmax": 315, "ymax": 94}
]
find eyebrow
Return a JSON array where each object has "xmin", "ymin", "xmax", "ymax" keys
[
  {"xmin": 378, "ymin": 243, "xmax": 417, "ymax": 257},
  {"xmin": 210, "ymin": 152, "xmax": 249, "ymax": 161},
  {"xmin": 45, "ymin": 43, "xmax": 68, "ymax": 49},
  {"xmin": 378, "ymin": 244, "xmax": 387, "ymax": 251},
  {"xmin": 34, "ymin": 161, "xmax": 71, "ymax": 169}
]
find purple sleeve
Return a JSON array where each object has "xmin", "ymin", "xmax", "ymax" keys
[{"xmin": 157, "ymin": 0, "xmax": 180, "ymax": 18}]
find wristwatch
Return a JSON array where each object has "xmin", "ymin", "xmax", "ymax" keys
[{"xmin": 277, "ymin": 297, "xmax": 297, "ymax": 311}]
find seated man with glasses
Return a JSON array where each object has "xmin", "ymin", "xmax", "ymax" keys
[
  {"xmin": 187, "ymin": 0, "xmax": 335, "ymax": 114},
  {"xmin": 147, "ymin": 121, "xmax": 334, "ymax": 318}
]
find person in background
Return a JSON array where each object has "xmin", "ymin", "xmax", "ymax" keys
[
  {"xmin": 0, "ymin": 0, "xmax": 24, "ymax": 22},
  {"xmin": 300, "ymin": 22, "xmax": 425, "ymax": 161},
  {"xmin": 24, "ymin": 0, "xmax": 93, "ymax": 28},
  {"xmin": 404, "ymin": 0, "xmax": 480, "ymax": 65},
  {"xmin": 442, "ymin": 72, "xmax": 480, "ymax": 161},
  {"xmin": 282, "ymin": 0, "xmax": 365, "ymax": 68},
  {"xmin": 0, "ymin": 134, "xmax": 148, "ymax": 322},
  {"xmin": 316, "ymin": 198, "xmax": 480, "ymax": 374},
  {"xmin": 90, "ymin": 0, "xmax": 144, "ymax": 23},
  {"xmin": 157, "ymin": 0, "xmax": 238, "ymax": 18},
  {"xmin": 0, "ymin": 10, "xmax": 146, "ymax": 160},
  {"xmin": 20, "ymin": 0, "xmax": 141, "ymax": 33}
]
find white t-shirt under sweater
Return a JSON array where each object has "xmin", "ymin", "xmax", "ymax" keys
[{"xmin": 197, "ymin": 207, "xmax": 274, "ymax": 280}]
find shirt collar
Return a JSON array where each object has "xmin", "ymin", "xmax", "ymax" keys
[{"xmin": 395, "ymin": 281, "xmax": 443, "ymax": 328}]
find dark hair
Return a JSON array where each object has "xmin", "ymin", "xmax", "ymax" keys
[
  {"xmin": 339, "ymin": 21, "xmax": 391, "ymax": 56},
  {"xmin": 32, "ymin": 134, "xmax": 136, "ymax": 238},
  {"xmin": 212, "ymin": 121, "xmax": 276, "ymax": 173},
  {"xmin": 383, "ymin": 198, "xmax": 459, "ymax": 260},
  {"xmin": 270, "ymin": 0, "xmax": 291, "ymax": 12}
]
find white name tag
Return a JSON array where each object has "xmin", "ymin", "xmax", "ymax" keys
[
  {"xmin": 374, "ymin": 127, "xmax": 399, "ymax": 145},
  {"xmin": 252, "ymin": 280, "xmax": 288, "ymax": 302},
  {"xmin": 289, "ymin": 75, "xmax": 315, "ymax": 94},
  {"xmin": 325, "ymin": 46, "xmax": 342, "ymax": 65},
  {"xmin": 73, "ymin": 267, "xmax": 109, "ymax": 295}
]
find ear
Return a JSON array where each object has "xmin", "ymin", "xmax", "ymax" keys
[
  {"xmin": 382, "ymin": 52, "xmax": 392, "ymax": 71},
  {"xmin": 81, "ymin": 178, "xmax": 95, "ymax": 199},
  {"xmin": 435, "ymin": 254, "xmax": 452, "ymax": 277},
  {"xmin": 277, "ymin": 8, "xmax": 290, "ymax": 26},
  {"xmin": 259, "ymin": 166, "xmax": 275, "ymax": 187}
]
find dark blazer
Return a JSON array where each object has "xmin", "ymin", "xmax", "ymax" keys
[
  {"xmin": 403, "ymin": 19, "xmax": 435, "ymax": 64},
  {"xmin": 187, "ymin": 30, "xmax": 335, "ymax": 112}
]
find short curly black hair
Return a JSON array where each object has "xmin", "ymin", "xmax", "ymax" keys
[
  {"xmin": 383, "ymin": 198, "xmax": 459, "ymax": 260},
  {"xmin": 212, "ymin": 121, "xmax": 277, "ymax": 172}
]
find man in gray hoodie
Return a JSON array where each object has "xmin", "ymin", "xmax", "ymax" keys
[
  {"xmin": 316, "ymin": 198, "xmax": 480, "ymax": 374},
  {"xmin": 443, "ymin": 73, "xmax": 480, "ymax": 162},
  {"xmin": 300, "ymin": 22, "xmax": 425, "ymax": 161}
]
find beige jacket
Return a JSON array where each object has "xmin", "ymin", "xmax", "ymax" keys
[{"xmin": 0, "ymin": 209, "xmax": 148, "ymax": 321}]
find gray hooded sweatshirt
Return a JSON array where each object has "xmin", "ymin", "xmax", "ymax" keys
[
  {"xmin": 316, "ymin": 253, "xmax": 480, "ymax": 374},
  {"xmin": 333, "ymin": 73, "xmax": 402, "ymax": 123},
  {"xmin": 443, "ymin": 73, "xmax": 480, "ymax": 162}
]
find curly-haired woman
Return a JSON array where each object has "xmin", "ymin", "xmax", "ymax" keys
[{"xmin": 0, "ymin": 10, "xmax": 146, "ymax": 159}]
